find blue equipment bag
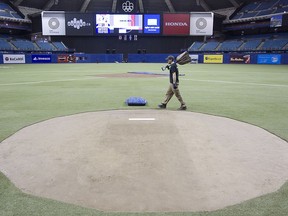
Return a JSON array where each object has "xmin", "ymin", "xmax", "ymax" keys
[{"xmin": 125, "ymin": 97, "xmax": 147, "ymax": 106}]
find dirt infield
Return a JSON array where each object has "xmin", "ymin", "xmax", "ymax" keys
[{"xmin": 1, "ymin": 110, "xmax": 288, "ymax": 212}]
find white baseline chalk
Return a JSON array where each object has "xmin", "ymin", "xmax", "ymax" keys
[{"xmin": 129, "ymin": 118, "xmax": 156, "ymax": 121}]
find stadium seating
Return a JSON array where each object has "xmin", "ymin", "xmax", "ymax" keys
[
  {"xmin": 0, "ymin": 38, "xmax": 14, "ymax": 50},
  {"xmin": 188, "ymin": 34, "xmax": 288, "ymax": 52},
  {"xmin": 0, "ymin": 2, "xmax": 23, "ymax": 19},
  {"xmin": 260, "ymin": 38, "xmax": 288, "ymax": 50},
  {"xmin": 11, "ymin": 39, "xmax": 38, "ymax": 51},
  {"xmin": 256, "ymin": 0, "xmax": 277, "ymax": 11},
  {"xmin": 36, "ymin": 41, "xmax": 57, "ymax": 51},
  {"xmin": 231, "ymin": 0, "xmax": 288, "ymax": 20},
  {"xmin": 0, "ymin": 34, "xmax": 69, "ymax": 52},
  {"xmin": 217, "ymin": 40, "xmax": 243, "ymax": 51},
  {"xmin": 238, "ymin": 39, "xmax": 262, "ymax": 51},
  {"xmin": 52, "ymin": 42, "xmax": 68, "ymax": 52},
  {"xmin": 188, "ymin": 41, "xmax": 204, "ymax": 52},
  {"xmin": 201, "ymin": 41, "xmax": 220, "ymax": 51}
]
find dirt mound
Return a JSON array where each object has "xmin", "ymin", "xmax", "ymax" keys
[{"xmin": 1, "ymin": 110, "xmax": 288, "ymax": 212}]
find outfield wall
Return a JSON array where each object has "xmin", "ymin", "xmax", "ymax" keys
[{"xmin": 0, "ymin": 53, "xmax": 287, "ymax": 64}]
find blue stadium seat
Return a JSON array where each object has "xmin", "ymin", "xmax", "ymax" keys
[
  {"xmin": 241, "ymin": 12, "xmax": 259, "ymax": 19},
  {"xmin": 257, "ymin": 9, "xmax": 276, "ymax": 17},
  {"xmin": 239, "ymin": 39, "xmax": 262, "ymax": 51},
  {"xmin": 36, "ymin": 41, "xmax": 57, "ymax": 51},
  {"xmin": 231, "ymin": 0, "xmax": 288, "ymax": 20},
  {"xmin": 217, "ymin": 40, "xmax": 243, "ymax": 51},
  {"xmin": 278, "ymin": 0, "xmax": 288, "ymax": 6},
  {"xmin": 52, "ymin": 42, "xmax": 68, "ymax": 51},
  {"xmin": 0, "ymin": 10, "xmax": 12, "ymax": 18},
  {"xmin": 11, "ymin": 39, "xmax": 38, "ymax": 51},
  {"xmin": 0, "ymin": 2, "xmax": 23, "ymax": 19},
  {"xmin": 256, "ymin": 1, "xmax": 278, "ymax": 11},
  {"xmin": 201, "ymin": 41, "xmax": 220, "ymax": 51},
  {"xmin": 188, "ymin": 41, "xmax": 204, "ymax": 52},
  {"xmin": 261, "ymin": 39, "xmax": 288, "ymax": 50},
  {"xmin": 0, "ymin": 39, "xmax": 14, "ymax": 50}
]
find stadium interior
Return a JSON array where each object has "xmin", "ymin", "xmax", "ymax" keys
[
  {"xmin": 1, "ymin": 1, "xmax": 288, "ymax": 214},
  {"xmin": 0, "ymin": 0, "xmax": 287, "ymax": 57}
]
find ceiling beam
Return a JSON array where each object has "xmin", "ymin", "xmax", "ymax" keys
[
  {"xmin": 14, "ymin": 0, "xmax": 24, "ymax": 6},
  {"xmin": 111, "ymin": 0, "xmax": 117, "ymax": 13},
  {"xmin": 80, "ymin": 0, "xmax": 91, "ymax": 12},
  {"xmin": 138, "ymin": 0, "xmax": 144, "ymax": 13},
  {"xmin": 165, "ymin": 0, "xmax": 175, "ymax": 12},
  {"xmin": 199, "ymin": 0, "xmax": 211, "ymax": 11},
  {"xmin": 43, "ymin": 0, "xmax": 55, "ymax": 10},
  {"xmin": 229, "ymin": 0, "xmax": 240, "ymax": 7}
]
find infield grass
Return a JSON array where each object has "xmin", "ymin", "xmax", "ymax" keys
[{"xmin": 0, "ymin": 63, "xmax": 288, "ymax": 216}]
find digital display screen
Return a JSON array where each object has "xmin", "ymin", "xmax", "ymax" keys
[
  {"xmin": 66, "ymin": 13, "xmax": 94, "ymax": 36},
  {"xmin": 143, "ymin": 14, "xmax": 161, "ymax": 34},
  {"xmin": 270, "ymin": 15, "xmax": 282, "ymax": 28},
  {"xmin": 95, "ymin": 14, "xmax": 143, "ymax": 34}
]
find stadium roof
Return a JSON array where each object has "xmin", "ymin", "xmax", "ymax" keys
[{"xmin": 11, "ymin": 0, "xmax": 248, "ymax": 13}]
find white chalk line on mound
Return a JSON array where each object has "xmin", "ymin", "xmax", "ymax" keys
[
  {"xmin": 129, "ymin": 118, "xmax": 156, "ymax": 121},
  {"xmin": 0, "ymin": 77, "xmax": 104, "ymax": 86},
  {"xmin": 182, "ymin": 78, "xmax": 288, "ymax": 88}
]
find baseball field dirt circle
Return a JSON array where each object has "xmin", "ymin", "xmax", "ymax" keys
[{"xmin": 1, "ymin": 110, "xmax": 288, "ymax": 212}]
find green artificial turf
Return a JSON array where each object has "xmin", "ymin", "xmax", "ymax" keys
[{"xmin": 0, "ymin": 63, "xmax": 287, "ymax": 216}]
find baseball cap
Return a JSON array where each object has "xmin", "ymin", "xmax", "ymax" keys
[{"xmin": 165, "ymin": 55, "xmax": 174, "ymax": 61}]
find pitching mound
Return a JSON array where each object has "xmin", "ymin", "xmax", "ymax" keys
[{"xmin": 1, "ymin": 110, "xmax": 288, "ymax": 212}]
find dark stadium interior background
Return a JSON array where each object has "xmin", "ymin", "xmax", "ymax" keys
[{"xmin": 0, "ymin": 0, "xmax": 288, "ymax": 61}]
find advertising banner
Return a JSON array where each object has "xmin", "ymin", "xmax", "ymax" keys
[
  {"xmin": 58, "ymin": 55, "xmax": 76, "ymax": 63},
  {"xmin": 3, "ymin": 54, "xmax": 25, "ymax": 64},
  {"xmin": 42, "ymin": 11, "xmax": 66, "ymax": 36},
  {"xmin": 32, "ymin": 55, "xmax": 52, "ymax": 63},
  {"xmin": 257, "ymin": 54, "xmax": 281, "ymax": 64},
  {"xmin": 190, "ymin": 12, "xmax": 214, "ymax": 36},
  {"xmin": 189, "ymin": 54, "xmax": 199, "ymax": 63},
  {"xmin": 230, "ymin": 54, "xmax": 250, "ymax": 64},
  {"xmin": 144, "ymin": 14, "xmax": 161, "ymax": 34},
  {"xmin": 66, "ymin": 13, "xmax": 94, "ymax": 36},
  {"xmin": 163, "ymin": 13, "xmax": 190, "ymax": 35},
  {"xmin": 204, "ymin": 55, "xmax": 223, "ymax": 64}
]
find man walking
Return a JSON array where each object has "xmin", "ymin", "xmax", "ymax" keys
[{"xmin": 158, "ymin": 55, "xmax": 187, "ymax": 110}]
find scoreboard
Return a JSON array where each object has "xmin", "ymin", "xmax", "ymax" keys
[{"xmin": 41, "ymin": 11, "xmax": 214, "ymax": 36}]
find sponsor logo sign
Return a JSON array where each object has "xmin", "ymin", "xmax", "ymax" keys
[
  {"xmin": 190, "ymin": 12, "xmax": 214, "ymax": 36},
  {"xmin": 42, "ymin": 11, "xmax": 66, "ymax": 36},
  {"xmin": 58, "ymin": 55, "xmax": 76, "ymax": 63},
  {"xmin": 32, "ymin": 55, "xmax": 52, "ymax": 63},
  {"xmin": 3, "ymin": 54, "xmax": 25, "ymax": 64},
  {"xmin": 204, "ymin": 55, "xmax": 223, "ymax": 64},
  {"xmin": 144, "ymin": 14, "xmax": 161, "ymax": 34},
  {"xmin": 66, "ymin": 13, "xmax": 94, "ymax": 36},
  {"xmin": 189, "ymin": 55, "xmax": 199, "ymax": 63},
  {"xmin": 257, "ymin": 54, "xmax": 281, "ymax": 64},
  {"xmin": 230, "ymin": 54, "xmax": 250, "ymax": 64},
  {"xmin": 163, "ymin": 13, "xmax": 190, "ymax": 35}
]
